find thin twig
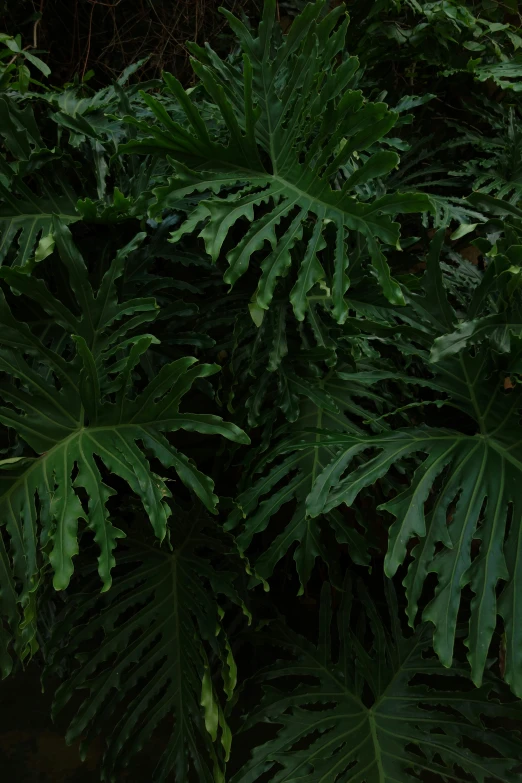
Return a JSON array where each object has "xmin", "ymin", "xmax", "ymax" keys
[
  {"xmin": 33, "ymin": 0, "xmax": 45, "ymax": 49},
  {"xmin": 81, "ymin": 2, "xmax": 96, "ymax": 80},
  {"xmin": 86, "ymin": 0, "xmax": 123, "ymax": 7}
]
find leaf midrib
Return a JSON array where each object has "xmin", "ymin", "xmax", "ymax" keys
[
  {"xmin": 0, "ymin": 212, "xmax": 79, "ymax": 222},
  {"xmin": 0, "ymin": 420, "xmax": 178, "ymax": 502},
  {"xmin": 192, "ymin": 157, "xmax": 397, "ymax": 231}
]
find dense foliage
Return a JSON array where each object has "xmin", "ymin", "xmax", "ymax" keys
[{"xmin": 2, "ymin": 0, "xmax": 522, "ymax": 780}]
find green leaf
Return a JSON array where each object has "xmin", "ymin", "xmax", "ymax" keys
[
  {"xmin": 233, "ymin": 584, "xmax": 522, "ymax": 783},
  {"xmin": 431, "ymin": 312, "xmax": 522, "ymax": 361},
  {"xmin": 0, "ymin": 98, "xmax": 80, "ymax": 266},
  {"xmin": 121, "ymin": 1, "xmax": 432, "ymax": 319},
  {"xmin": 367, "ymin": 235, "xmax": 405, "ymax": 306},
  {"xmin": 23, "ymin": 51, "xmax": 51, "ymax": 77},
  {"xmin": 0, "ymin": 179, "xmax": 79, "ymax": 267},
  {"xmin": 227, "ymin": 372, "xmax": 379, "ymax": 589},
  {"xmin": 305, "ymin": 347, "xmax": 522, "ymax": 693},
  {"xmin": 0, "ymin": 230, "xmax": 247, "ymax": 667},
  {"xmin": 45, "ymin": 508, "xmax": 244, "ymax": 783}
]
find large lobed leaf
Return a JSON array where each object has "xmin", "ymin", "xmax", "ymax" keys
[
  {"xmin": 0, "ymin": 221, "xmax": 247, "ymax": 675},
  {"xmin": 227, "ymin": 371, "xmax": 382, "ymax": 590},
  {"xmin": 232, "ymin": 583, "xmax": 522, "ymax": 783},
  {"xmin": 120, "ymin": 0, "xmax": 432, "ymax": 321},
  {"xmin": 297, "ymin": 227, "xmax": 522, "ymax": 695},
  {"xmin": 45, "ymin": 506, "xmax": 246, "ymax": 783}
]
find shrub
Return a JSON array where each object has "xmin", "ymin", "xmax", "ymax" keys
[{"xmin": 2, "ymin": 1, "xmax": 522, "ymax": 780}]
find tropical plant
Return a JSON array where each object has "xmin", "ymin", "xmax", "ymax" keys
[
  {"xmin": 0, "ymin": 220, "xmax": 247, "ymax": 676},
  {"xmin": 232, "ymin": 581, "xmax": 522, "ymax": 783},
  {"xmin": 1, "ymin": 1, "xmax": 522, "ymax": 782},
  {"xmin": 121, "ymin": 0, "xmax": 433, "ymax": 317},
  {"xmin": 44, "ymin": 504, "xmax": 246, "ymax": 783}
]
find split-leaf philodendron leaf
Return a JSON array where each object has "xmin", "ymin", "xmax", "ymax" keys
[
  {"xmin": 120, "ymin": 0, "xmax": 433, "ymax": 321},
  {"xmin": 3, "ymin": 0, "xmax": 522, "ymax": 779},
  {"xmin": 0, "ymin": 221, "xmax": 247, "ymax": 674},
  {"xmin": 232, "ymin": 583, "xmax": 522, "ymax": 783},
  {"xmin": 45, "ymin": 507, "xmax": 245, "ymax": 783}
]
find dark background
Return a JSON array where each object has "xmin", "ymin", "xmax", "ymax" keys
[
  {"xmin": 0, "ymin": 0, "xmax": 264, "ymax": 86},
  {"xmin": 0, "ymin": 665, "xmax": 139, "ymax": 781}
]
